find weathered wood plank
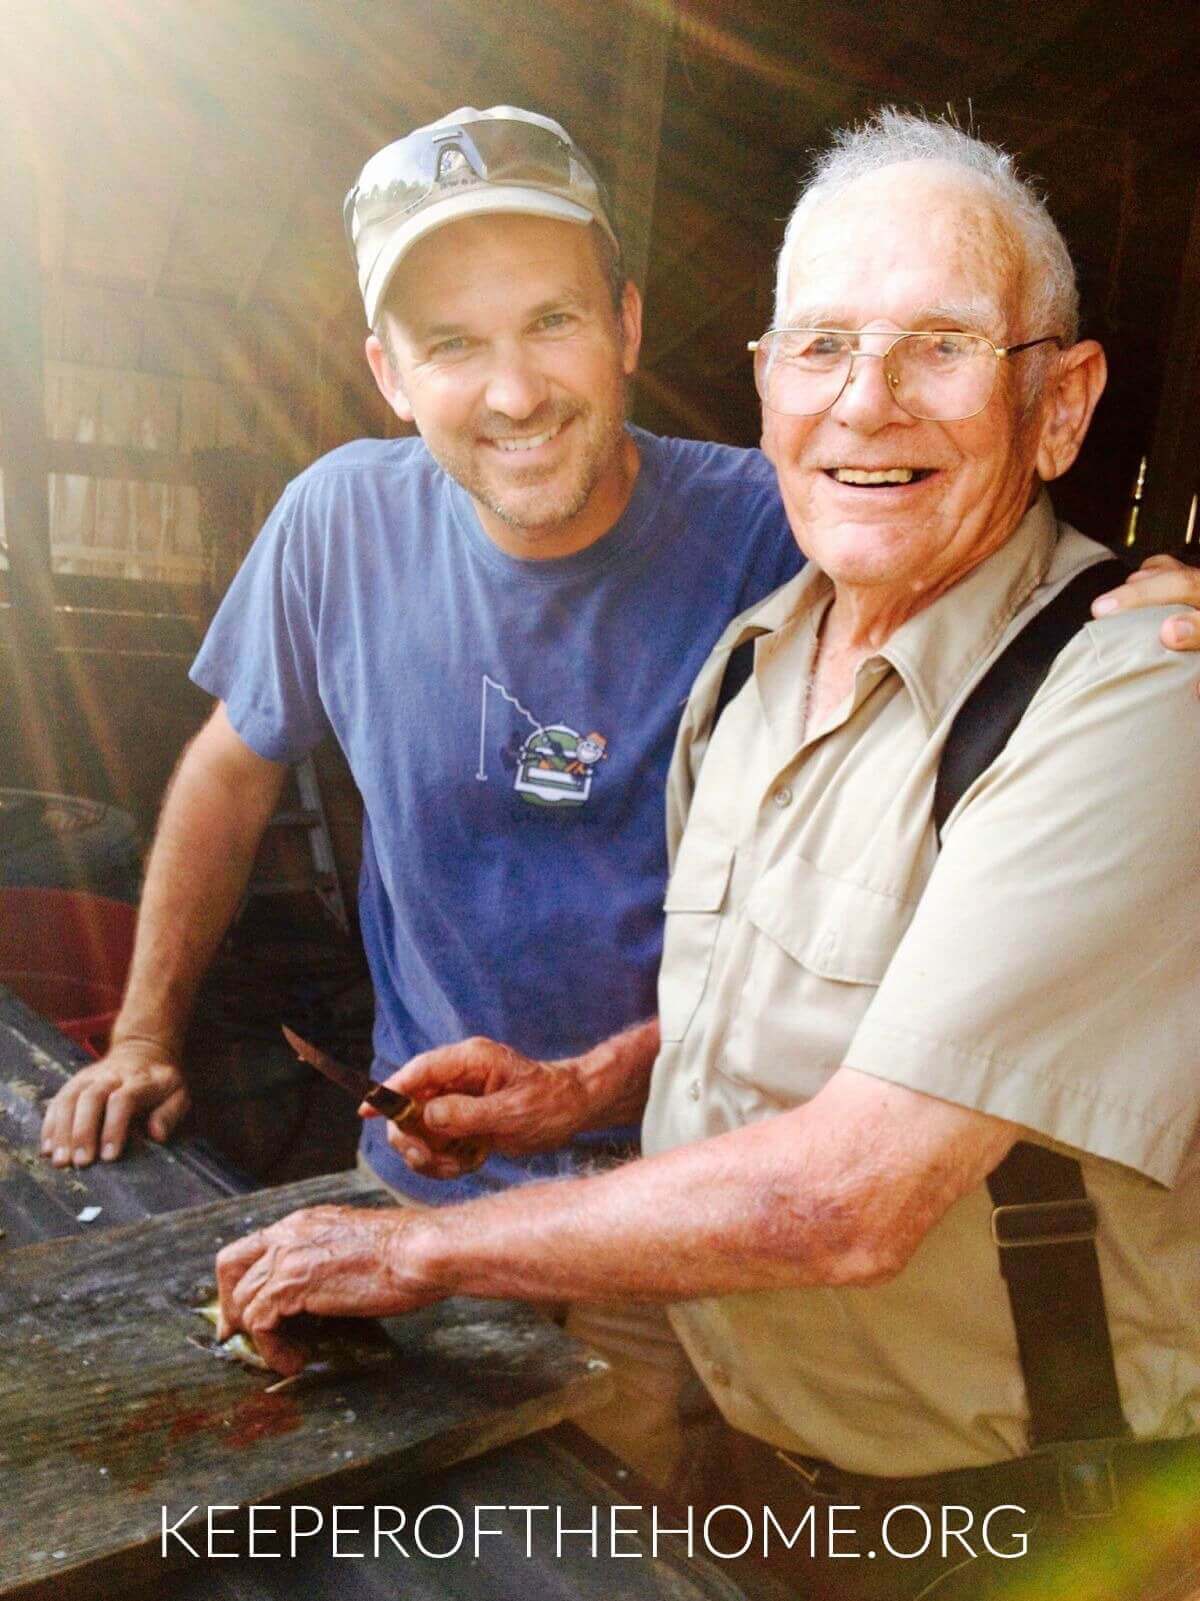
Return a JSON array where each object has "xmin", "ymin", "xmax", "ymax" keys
[
  {"xmin": 41, "ymin": 441, "xmax": 193, "ymax": 486},
  {"xmin": 0, "ymin": 1172, "xmax": 609, "ymax": 1596},
  {"xmin": 0, "ymin": 989, "xmax": 243, "ymax": 1249}
]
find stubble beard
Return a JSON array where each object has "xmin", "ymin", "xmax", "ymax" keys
[{"xmin": 440, "ymin": 387, "xmax": 629, "ymax": 540}]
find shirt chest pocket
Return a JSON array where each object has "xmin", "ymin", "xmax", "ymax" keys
[
  {"xmin": 723, "ymin": 860, "xmax": 917, "ymax": 1099},
  {"xmin": 746, "ymin": 859, "xmax": 914, "ymax": 981},
  {"xmin": 659, "ymin": 829, "xmax": 735, "ymax": 1044}
]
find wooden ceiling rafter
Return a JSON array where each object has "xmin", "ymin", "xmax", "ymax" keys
[
  {"xmin": 1011, "ymin": 35, "xmax": 1194, "ymax": 164},
  {"xmin": 674, "ymin": 2, "xmax": 844, "ymax": 116},
  {"xmin": 612, "ymin": 0, "xmax": 676, "ymax": 292},
  {"xmin": 642, "ymin": 269, "xmax": 761, "ymax": 371},
  {"xmin": 145, "ymin": 143, "xmax": 198, "ymax": 302},
  {"xmin": 635, "ymin": 365, "xmax": 730, "ymax": 441},
  {"xmin": 236, "ymin": 133, "xmax": 315, "ymax": 311}
]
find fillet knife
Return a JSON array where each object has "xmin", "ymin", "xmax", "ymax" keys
[{"xmin": 281, "ymin": 1024, "xmax": 487, "ymax": 1169}]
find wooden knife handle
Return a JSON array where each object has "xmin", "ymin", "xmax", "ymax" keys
[{"xmin": 372, "ymin": 1087, "xmax": 489, "ymax": 1173}]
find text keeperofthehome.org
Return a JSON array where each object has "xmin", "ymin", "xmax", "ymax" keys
[{"xmin": 160, "ymin": 1499, "xmax": 1030, "ymax": 1563}]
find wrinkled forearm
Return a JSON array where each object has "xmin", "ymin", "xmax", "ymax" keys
[
  {"xmin": 390, "ymin": 1066, "xmax": 1018, "ymax": 1307},
  {"xmin": 394, "ymin": 1109, "xmax": 873, "ymax": 1306},
  {"xmin": 573, "ymin": 1017, "xmax": 660, "ymax": 1130}
]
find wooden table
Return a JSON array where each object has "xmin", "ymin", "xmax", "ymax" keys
[{"xmin": 0, "ymin": 989, "xmax": 789, "ymax": 1601}]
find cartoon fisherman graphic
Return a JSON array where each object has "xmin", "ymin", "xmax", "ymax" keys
[
  {"xmin": 476, "ymin": 677, "xmax": 610, "ymax": 809},
  {"xmin": 514, "ymin": 724, "xmax": 609, "ymax": 806}
]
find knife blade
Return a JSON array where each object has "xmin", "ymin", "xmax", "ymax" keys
[
  {"xmin": 281, "ymin": 1025, "xmax": 421, "ymax": 1125},
  {"xmin": 281, "ymin": 1025, "xmax": 488, "ymax": 1171}
]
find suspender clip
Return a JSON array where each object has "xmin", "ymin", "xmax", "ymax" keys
[
  {"xmin": 1054, "ymin": 1442, "xmax": 1121, "ymax": 1519},
  {"xmin": 990, "ymin": 1197, "xmax": 1098, "ymax": 1248}
]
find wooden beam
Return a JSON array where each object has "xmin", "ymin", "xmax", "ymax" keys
[
  {"xmin": 1140, "ymin": 170, "xmax": 1200, "ymax": 551},
  {"xmin": 642, "ymin": 271, "xmax": 760, "ymax": 370},
  {"xmin": 41, "ymin": 440, "xmax": 194, "ymax": 484},
  {"xmin": 0, "ymin": 155, "xmax": 53, "ymax": 647},
  {"xmin": 635, "ymin": 366, "xmax": 730, "ymax": 443},
  {"xmin": 145, "ymin": 146, "xmax": 196, "ymax": 301},
  {"xmin": 0, "ymin": 1173, "xmax": 606, "ymax": 1597},
  {"xmin": 611, "ymin": 0, "xmax": 676, "ymax": 294},
  {"xmin": 192, "ymin": 443, "xmax": 259, "ymax": 605},
  {"xmin": 1, "ymin": 439, "xmax": 295, "ymax": 497},
  {"xmin": 236, "ymin": 135, "xmax": 312, "ymax": 311}
]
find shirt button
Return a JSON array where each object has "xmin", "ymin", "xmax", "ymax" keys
[
  {"xmin": 773, "ymin": 786, "xmax": 793, "ymax": 808},
  {"xmin": 688, "ymin": 1079, "xmax": 701, "ymax": 1101}
]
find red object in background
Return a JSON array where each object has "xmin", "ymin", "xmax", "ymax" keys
[{"xmin": 0, "ymin": 888, "xmax": 136, "ymax": 1058}]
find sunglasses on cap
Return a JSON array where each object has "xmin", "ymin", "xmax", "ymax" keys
[{"xmin": 343, "ymin": 115, "xmax": 618, "ymax": 258}]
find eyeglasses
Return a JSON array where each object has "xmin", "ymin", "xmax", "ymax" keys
[
  {"xmin": 747, "ymin": 328, "xmax": 1063, "ymax": 422},
  {"xmin": 344, "ymin": 117, "xmax": 613, "ymax": 256}
]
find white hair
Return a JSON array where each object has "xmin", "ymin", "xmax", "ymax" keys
[{"xmin": 773, "ymin": 108, "xmax": 1080, "ymax": 347}]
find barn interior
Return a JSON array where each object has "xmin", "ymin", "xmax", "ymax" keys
[{"xmin": 1, "ymin": 0, "xmax": 1198, "ymax": 1183}]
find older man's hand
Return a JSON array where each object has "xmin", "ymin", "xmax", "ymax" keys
[
  {"xmin": 365, "ymin": 1037, "xmax": 591, "ymax": 1179},
  {"xmin": 215, "ymin": 1204, "xmax": 440, "ymax": 1375},
  {"xmin": 1093, "ymin": 554, "xmax": 1200, "ymax": 663}
]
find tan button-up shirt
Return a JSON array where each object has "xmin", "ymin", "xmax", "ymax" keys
[{"xmin": 642, "ymin": 495, "xmax": 1200, "ymax": 1475}]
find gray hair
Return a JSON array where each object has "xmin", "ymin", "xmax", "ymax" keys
[{"xmin": 773, "ymin": 109, "xmax": 1079, "ymax": 347}]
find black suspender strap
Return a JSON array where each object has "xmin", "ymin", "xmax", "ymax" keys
[
  {"xmin": 711, "ymin": 636, "xmax": 758, "ymax": 733},
  {"xmin": 988, "ymin": 1142, "xmax": 1130, "ymax": 1447},
  {"xmin": 936, "ymin": 556, "xmax": 1132, "ymax": 1455},
  {"xmin": 933, "ymin": 559, "xmax": 1128, "ymax": 838}
]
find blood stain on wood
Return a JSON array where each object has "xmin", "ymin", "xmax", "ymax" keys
[
  {"xmin": 226, "ymin": 1391, "xmax": 303, "ymax": 1447},
  {"xmin": 73, "ymin": 1386, "xmax": 302, "ymax": 1489}
]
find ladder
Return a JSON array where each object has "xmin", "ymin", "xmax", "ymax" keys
[{"xmin": 244, "ymin": 754, "xmax": 350, "ymax": 934}]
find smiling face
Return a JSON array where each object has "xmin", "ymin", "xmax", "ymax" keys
[
  {"xmin": 763, "ymin": 162, "xmax": 1059, "ymax": 606},
  {"xmin": 366, "ymin": 213, "xmax": 641, "ymax": 559}
]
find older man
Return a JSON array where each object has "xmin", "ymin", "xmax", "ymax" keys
[{"xmin": 217, "ymin": 112, "xmax": 1200, "ymax": 1596}]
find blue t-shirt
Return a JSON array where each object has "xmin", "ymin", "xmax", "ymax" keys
[{"xmin": 191, "ymin": 425, "xmax": 800, "ymax": 1200}]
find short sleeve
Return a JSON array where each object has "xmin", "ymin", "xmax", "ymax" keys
[
  {"xmin": 849, "ymin": 612, "xmax": 1200, "ymax": 1186},
  {"xmin": 189, "ymin": 489, "xmax": 328, "ymax": 762}
]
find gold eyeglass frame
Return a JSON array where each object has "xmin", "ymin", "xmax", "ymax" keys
[{"xmin": 746, "ymin": 329, "xmax": 1064, "ymax": 421}]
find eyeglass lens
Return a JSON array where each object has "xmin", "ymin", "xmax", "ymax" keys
[{"xmin": 755, "ymin": 331, "xmax": 998, "ymax": 421}]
